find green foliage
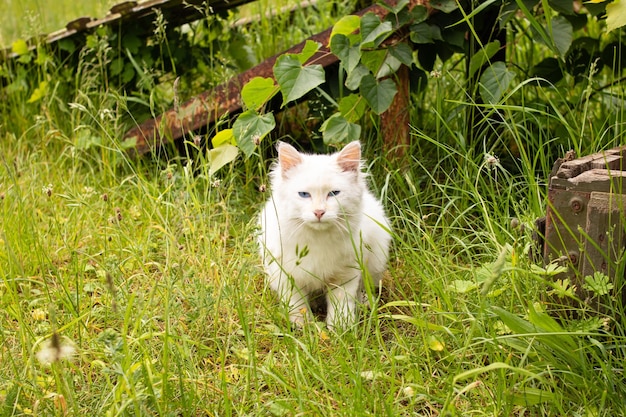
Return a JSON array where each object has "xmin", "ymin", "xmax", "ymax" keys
[
  {"xmin": 1, "ymin": 1, "xmax": 626, "ymax": 414},
  {"xmin": 479, "ymin": 61, "xmax": 516, "ymax": 104},
  {"xmin": 606, "ymin": 0, "xmax": 626, "ymax": 32},
  {"xmin": 274, "ymin": 53, "xmax": 326, "ymax": 104},
  {"xmin": 583, "ymin": 271, "xmax": 614, "ymax": 296},
  {"xmin": 241, "ymin": 77, "xmax": 279, "ymax": 111},
  {"xmin": 232, "ymin": 110, "xmax": 276, "ymax": 156},
  {"xmin": 216, "ymin": 0, "xmax": 626, "ymax": 174},
  {"xmin": 229, "ymin": 2, "xmax": 423, "ymax": 156}
]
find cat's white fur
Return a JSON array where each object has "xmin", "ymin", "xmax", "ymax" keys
[{"xmin": 258, "ymin": 141, "xmax": 391, "ymax": 328}]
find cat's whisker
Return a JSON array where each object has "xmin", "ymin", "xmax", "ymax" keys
[{"xmin": 285, "ymin": 221, "xmax": 307, "ymax": 241}]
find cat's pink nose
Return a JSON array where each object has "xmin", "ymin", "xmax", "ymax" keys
[{"xmin": 314, "ymin": 209, "xmax": 325, "ymax": 220}]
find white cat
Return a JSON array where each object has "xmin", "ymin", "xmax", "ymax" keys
[{"xmin": 258, "ymin": 141, "xmax": 391, "ymax": 328}]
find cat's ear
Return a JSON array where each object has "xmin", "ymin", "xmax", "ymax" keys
[
  {"xmin": 336, "ymin": 141, "xmax": 361, "ymax": 172},
  {"xmin": 278, "ymin": 142, "xmax": 303, "ymax": 175}
]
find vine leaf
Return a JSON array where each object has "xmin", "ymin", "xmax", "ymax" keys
[
  {"xmin": 429, "ymin": 0, "xmax": 458, "ymax": 13},
  {"xmin": 411, "ymin": 5, "xmax": 429, "ymax": 23},
  {"xmin": 320, "ymin": 114, "xmax": 362, "ymax": 144},
  {"xmin": 241, "ymin": 77, "xmax": 278, "ymax": 111},
  {"xmin": 468, "ymin": 41, "xmax": 501, "ymax": 78},
  {"xmin": 361, "ymin": 50, "xmax": 390, "ymax": 77},
  {"xmin": 338, "ymin": 94, "xmax": 367, "ymax": 122},
  {"xmin": 360, "ymin": 13, "xmax": 393, "ymax": 49},
  {"xmin": 12, "ymin": 39, "xmax": 29, "ymax": 55},
  {"xmin": 27, "ymin": 81, "xmax": 48, "ymax": 103},
  {"xmin": 360, "ymin": 75, "xmax": 397, "ymax": 114},
  {"xmin": 295, "ymin": 40, "xmax": 321, "ymax": 64},
  {"xmin": 211, "ymin": 129, "xmax": 236, "ymax": 147},
  {"xmin": 479, "ymin": 62, "xmax": 515, "ymax": 104},
  {"xmin": 380, "ymin": 0, "xmax": 410, "ymax": 15},
  {"xmin": 330, "ymin": 15, "xmax": 361, "ymax": 39},
  {"xmin": 606, "ymin": 0, "xmax": 626, "ymax": 32},
  {"xmin": 361, "ymin": 44, "xmax": 412, "ymax": 79},
  {"xmin": 331, "ymin": 34, "xmax": 361, "ymax": 74},
  {"xmin": 208, "ymin": 144, "xmax": 239, "ymax": 176},
  {"xmin": 345, "ymin": 64, "xmax": 370, "ymax": 90},
  {"xmin": 389, "ymin": 43, "xmax": 414, "ymax": 67},
  {"xmin": 551, "ymin": 16, "xmax": 573, "ymax": 58},
  {"xmin": 232, "ymin": 110, "xmax": 276, "ymax": 157},
  {"xmin": 273, "ymin": 55, "xmax": 325, "ymax": 105},
  {"xmin": 410, "ymin": 22, "xmax": 443, "ymax": 44}
]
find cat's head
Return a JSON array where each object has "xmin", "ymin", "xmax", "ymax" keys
[{"xmin": 271, "ymin": 141, "xmax": 365, "ymax": 230}]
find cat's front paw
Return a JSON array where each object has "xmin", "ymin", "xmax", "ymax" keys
[{"xmin": 325, "ymin": 301, "xmax": 358, "ymax": 330}]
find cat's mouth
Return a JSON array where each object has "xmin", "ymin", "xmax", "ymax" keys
[{"xmin": 305, "ymin": 219, "xmax": 334, "ymax": 229}]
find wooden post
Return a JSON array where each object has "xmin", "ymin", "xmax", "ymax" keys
[{"xmin": 380, "ymin": 64, "xmax": 411, "ymax": 160}]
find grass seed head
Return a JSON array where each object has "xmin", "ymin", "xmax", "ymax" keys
[{"xmin": 36, "ymin": 332, "xmax": 76, "ymax": 365}]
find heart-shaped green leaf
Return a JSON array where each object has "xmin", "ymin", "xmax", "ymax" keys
[
  {"xmin": 360, "ymin": 13, "xmax": 393, "ymax": 49},
  {"xmin": 551, "ymin": 16, "xmax": 573, "ymax": 58},
  {"xmin": 479, "ymin": 62, "xmax": 516, "ymax": 104},
  {"xmin": 330, "ymin": 15, "xmax": 361, "ymax": 40},
  {"xmin": 359, "ymin": 75, "xmax": 397, "ymax": 114},
  {"xmin": 361, "ymin": 50, "xmax": 388, "ymax": 75},
  {"xmin": 410, "ymin": 22, "xmax": 443, "ymax": 44},
  {"xmin": 274, "ymin": 55, "xmax": 325, "ymax": 105},
  {"xmin": 295, "ymin": 40, "xmax": 321, "ymax": 64},
  {"xmin": 331, "ymin": 34, "xmax": 361, "ymax": 74},
  {"xmin": 338, "ymin": 94, "xmax": 367, "ymax": 122},
  {"xmin": 345, "ymin": 64, "xmax": 370, "ymax": 90},
  {"xmin": 429, "ymin": 0, "xmax": 458, "ymax": 13},
  {"xmin": 389, "ymin": 43, "xmax": 414, "ymax": 67},
  {"xmin": 241, "ymin": 77, "xmax": 278, "ymax": 111},
  {"xmin": 380, "ymin": 0, "xmax": 410, "ymax": 15},
  {"xmin": 320, "ymin": 113, "xmax": 362, "ymax": 144},
  {"xmin": 411, "ymin": 5, "xmax": 429, "ymax": 23},
  {"xmin": 211, "ymin": 129, "xmax": 236, "ymax": 147},
  {"xmin": 232, "ymin": 110, "xmax": 276, "ymax": 157},
  {"xmin": 606, "ymin": 0, "xmax": 626, "ymax": 31},
  {"xmin": 12, "ymin": 39, "xmax": 29, "ymax": 55},
  {"xmin": 208, "ymin": 144, "xmax": 239, "ymax": 176}
]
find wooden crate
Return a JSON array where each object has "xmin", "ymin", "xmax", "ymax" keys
[{"xmin": 543, "ymin": 145, "xmax": 626, "ymax": 311}]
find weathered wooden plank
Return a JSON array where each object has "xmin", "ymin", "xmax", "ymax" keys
[
  {"xmin": 543, "ymin": 145, "xmax": 626, "ymax": 314},
  {"xmin": 551, "ymin": 169, "xmax": 626, "ymax": 192},
  {"xmin": 581, "ymin": 192, "xmax": 626, "ymax": 309}
]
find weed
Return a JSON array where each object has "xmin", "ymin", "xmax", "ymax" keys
[{"xmin": 2, "ymin": 0, "xmax": 626, "ymax": 415}]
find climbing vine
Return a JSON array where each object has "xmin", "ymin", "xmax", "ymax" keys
[{"xmin": 206, "ymin": 0, "xmax": 626, "ymax": 173}]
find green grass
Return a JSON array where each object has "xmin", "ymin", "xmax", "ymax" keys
[
  {"xmin": 0, "ymin": 0, "xmax": 117, "ymax": 48},
  {"xmin": 2, "ymin": 1, "xmax": 626, "ymax": 416}
]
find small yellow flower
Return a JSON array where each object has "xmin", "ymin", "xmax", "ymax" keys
[{"xmin": 31, "ymin": 308, "xmax": 47, "ymax": 321}]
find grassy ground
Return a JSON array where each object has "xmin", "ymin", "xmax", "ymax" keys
[
  {"xmin": 1, "ymin": 0, "xmax": 117, "ymax": 48},
  {"xmin": 2, "ymin": 1, "xmax": 626, "ymax": 416}
]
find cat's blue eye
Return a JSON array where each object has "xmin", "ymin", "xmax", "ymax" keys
[
  {"xmin": 328, "ymin": 190, "xmax": 341, "ymax": 197},
  {"xmin": 298, "ymin": 191, "xmax": 311, "ymax": 198}
]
